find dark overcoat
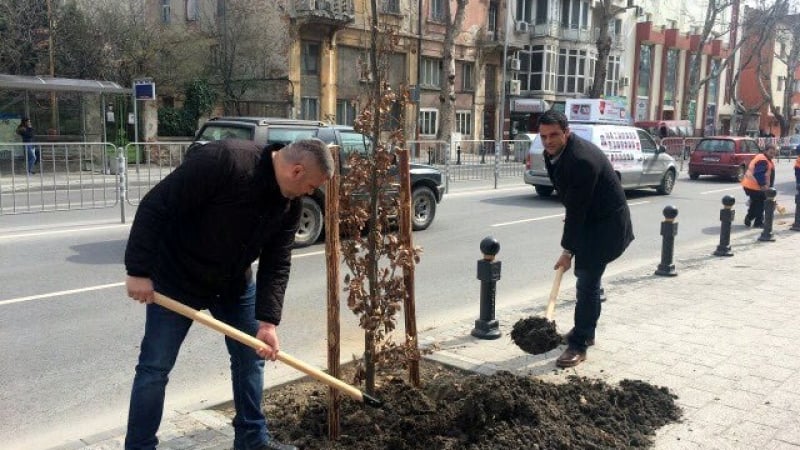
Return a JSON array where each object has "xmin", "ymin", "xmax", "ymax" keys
[
  {"xmin": 544, "ymin": 133, "xmax": 634, "ymax": 269},
  {"xmin": 124, "ymin": 139, "xmax": 301, "ymax": 325}
]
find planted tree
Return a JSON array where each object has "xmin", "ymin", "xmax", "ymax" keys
[
  {"xmin": 338, "ymin": 1, "xmax": 421, "ymax": 396},
  {"xmin": 587, "ymin": 0, "xmax": 637, "ymax": 99}
]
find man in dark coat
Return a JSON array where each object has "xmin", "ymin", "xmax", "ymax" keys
[
  {"xmin": 540, "ymin": 110, "xmax": 634, "ymax": 368},
  {"xmin": 124, "ymin": 138, "xmax": 333, "ymax": 450}
]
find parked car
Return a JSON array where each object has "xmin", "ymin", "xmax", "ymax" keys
[
  {"xmin": 191, "ymin": 117, "xmax": 445, "ymax": 247},
  {"xmin": 779, "ymin": 134, "xmax": 800, "ymax": 157},
  {"xmin": 688, "ymin": 136, "xmax": 760, "ymax": 181},
  {"xmin": 523, "ymin": 123, "xmax": 678, "ymax": 197}
]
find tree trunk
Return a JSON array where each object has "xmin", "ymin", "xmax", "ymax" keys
[
  {"xmin": 589, "ymin": 3, "xmax": 612, "ymax": 98},
  {"xmin": 436, "ymin": 0, "xmax": 468, "ymax": 149}
]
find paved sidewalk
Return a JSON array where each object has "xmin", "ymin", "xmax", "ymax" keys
[{"xmin": 54, "ymin": 226, "xmax": 800, "ymax": 450}]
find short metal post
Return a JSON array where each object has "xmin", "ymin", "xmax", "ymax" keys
[
  {"xmin": 118, "ymin": 148, "xmax": 127, "ymax": 224},
  {"xmin": 456, "ymin": 144, "xmax": 461, "ymax": 165},
  {"xmin": 713, "ymin": 195, "xmax": 735, "ymax": 257},
  {"xmin": 758, "ymin": 187, "xmax": 777, "ymax": 242},
  {"xmin": 471, "ymin": 237, "xmax": 502, "ymax": 340},
  {"xmin": 480, "ymin": 144, "xmax": 486, "ymax": 164},
  {"xmin": 791, "ymin": 184, "xmax": 800, "ymax": 231},
  {"xmin": 655, "ymin": 205, "xmax": 679, "ymax": 276},
  {"xmin": 427, "ymin": 149, "xmax": 433, "ymax": 165}
]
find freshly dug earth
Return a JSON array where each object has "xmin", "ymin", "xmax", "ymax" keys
[
  {"xmin": 511, "ymin": 316, "xmax": 563, "ymax": 355},
  {"xmin": 219, "ymin": 360, "xmax": 681, "ymax": 449}
]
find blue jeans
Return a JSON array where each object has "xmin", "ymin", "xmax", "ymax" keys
[
  {"xmin": 125, "ymin": 282, "xmax": 269, "ymax": 450},
  {"xmin": 567, "ymin": 265, "xmax": 607, "ymax": 352},
  {"xmin": 25, "ymin": 144, "xmax": 37, "ymax": 174}
]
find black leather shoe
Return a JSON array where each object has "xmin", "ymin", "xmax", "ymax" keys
[
  {"xmin": 556, "ymin": 348, "xmax": 587, "ymax": 368},
  {"xmin": 257, "ymin": 440, "xmax": 298, "ymax": 450},
  {"xmin": 744, "ymin": 214, "xmax": 752, "ymax": 227},
  {"xmin": 563, "ymin": 328, "xmax": 595, "ymax": 346}
]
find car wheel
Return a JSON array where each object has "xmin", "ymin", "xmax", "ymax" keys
[
  {"xmin": 534, "ymin": 185, "xmax": 554, "ymax": 197},
  {"xmin": 689, "ymin": 172, "xmax": 700, "ymax": 180},
  {"xmin": 411, "ymin": 187, "xmax": 437, "ymax": 231},
  {"xmin": 294, "ymin": 197, "xmax": 323, "ymax": 247},
  {"xmin": 657, "ymin": 169, "xmax": 676, "ymax": 195},
  {"xmin": 734, "ymin": 165, "xmax": 745, "ymax": 181}
]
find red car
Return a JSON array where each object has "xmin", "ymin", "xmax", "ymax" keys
[{"xmin": 688, "ymin": 136, "xmax": 761, "ymax": 181}]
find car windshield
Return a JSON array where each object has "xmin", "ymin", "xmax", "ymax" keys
[
  {"xmin": 695, "ymin": 139, "xmax": 735, "ymax": 153},
  {"xmin": 266, "ymin": 128, "xmax": 318, "ymax": 145},
  {"xmin": 197, "ymin": 125, "xmax": 253, "ymax": 141}
]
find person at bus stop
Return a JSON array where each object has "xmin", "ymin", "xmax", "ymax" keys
[
  {"xmin": 16, "ymin": 117, "xmax": 37, "ymax": 175},
  {"xmin": 123, "ymin": 138, "xmax": 333, "ymax": 450},
  {"xmin": 741, "ymin": 144, "xmax": 777, "ymax": 228},
  {"xmin": 539, "ymin": 109, "xmax": 634, "ymax": 368}
]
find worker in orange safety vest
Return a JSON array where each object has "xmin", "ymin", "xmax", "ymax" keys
[{"xmin": 741, "ymin": 144, "xmax": 777, "ymax": 227}]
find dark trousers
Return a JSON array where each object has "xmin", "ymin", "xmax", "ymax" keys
[
  {"xmin": 744, "ymin": 187, "xmax": 766, "ymax": 225},
  {"xmin": 567, "ymin": 265, "xmax": 607, "ymax": 352}
]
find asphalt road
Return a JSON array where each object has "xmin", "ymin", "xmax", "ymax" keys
[{"xmin": 1, "ymin": 169, "xmax": 797, "ymax": 449}]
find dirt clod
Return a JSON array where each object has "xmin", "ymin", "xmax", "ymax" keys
[
  {"xmin": 230, "ymin": 360, "xmax": 681, "ymax": 449},
  {"xmin": 510, "ymin": 316, "xmax": 562, "ymax": 355}
]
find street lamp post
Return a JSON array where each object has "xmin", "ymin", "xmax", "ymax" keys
[{"xmin": 495, "ymin": 0, "xmax": 511, "ymax": 189}]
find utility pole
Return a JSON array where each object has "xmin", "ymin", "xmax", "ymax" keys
[
  {"xmin": 47, "ymin": 0, "xmax": 58, "ymax": 132},
  {"xmin": 495, "ymin": 0, "xmax": 511, "ymax": 189}
]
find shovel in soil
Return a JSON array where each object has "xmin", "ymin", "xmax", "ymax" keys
[
  {"xmin": 153, "ymin": 292, "xmax": 382, "ymax": 408},
  {"xmin": 510, "ymin": 267, "xmax": 565, "ymax": 355}
]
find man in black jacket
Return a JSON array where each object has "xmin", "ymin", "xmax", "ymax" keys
[
  {"xmin": 124, "ymin": 138, "xmax": 333, "ymax": 450},
  {"xmin": 540, "ymin": 110, "xmax": 634, "ymax": 368}
]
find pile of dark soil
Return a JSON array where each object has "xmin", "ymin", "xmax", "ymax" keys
[
  {"xmin": 510, "ymin": 316, "xmax": 563, "ymax": 355},
  {"xmin": 227, "ymin": 360, "xmax": 681, "ymax": 449}
]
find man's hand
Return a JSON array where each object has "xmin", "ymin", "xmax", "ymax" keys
[
  {"xmin": 255, "ymin": 321, "xmax": 279, "ymax": 361},
  {"xmin": 554, "ymin": 252, "xmax": 573, "ymax": 272},
  {"xmin": 126, "ymin": 276, "xmax": 155, "ymax": 304}
]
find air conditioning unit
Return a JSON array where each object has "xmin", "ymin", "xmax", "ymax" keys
[
  {"xmin": 509, "ymin": 58, "xmax": 521, "ymax": 71},
  {"xmin": 508, "ymin": 80, "xmax": 521, "ymax": 96},
  {"xmin": 515, "ymin": 21, "xmax": 529, "ymax": 33}
]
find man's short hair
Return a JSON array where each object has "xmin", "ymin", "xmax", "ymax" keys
[
  {"xmin": 537, "ymin": 109, "xmax": 568, "ymax": 131},
  {"xmin": 283, "ymin": 138, "xmax": 335, "ymax": 177}
]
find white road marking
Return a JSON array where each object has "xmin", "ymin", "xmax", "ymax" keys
[
  {"xmin": 701, "ymin": 186, "xmax": 742, "ymax": 195},
  {"xmin": 491, "ymin": 200, "xmax": 650, "ymax": 227},
  {"xmin": 0, "ymin": 223, "xmax": 130, "ymax": 240}
]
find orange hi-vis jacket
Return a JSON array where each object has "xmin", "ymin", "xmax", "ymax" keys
[{"xmin": 741, "ymin": 153, "xmax": 774, "ymax": 191}]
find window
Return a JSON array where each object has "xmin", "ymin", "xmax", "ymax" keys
[
  {"xmin": 636, "ymin": 129, "xmax": 658, "ymax": 153},
  {"xmin": 556, "ymin": 48, "xmax": 592, "ymax": 94},
  {"xmin": 708, "ymin": 60, "xmax": 720, "ymax": 101},
  {"xmin": 535, "ymin": 0, "xmax": 548, "ymax": 24},
  {"xmin": 302, "ymin": 42, "xmax": 320, "ymax": 75},
  {"xmin": 421, "ymin": 57, "xmax": 442, "ymax": 88},
  {"xmin": 516, "ymin": 0, "xmax": 532, "ymax": 23},
  {"xmin": 455, "ymin": 110, "xmax": 472, "ymax": 136},
  {"xmin": 560, "ymin": 0, "xmax": 589, "ymax": 29},
  {"xmin": 186, "ymin": 0, "xmax": 199, "ymax": 21},
  {"xmin": 300, "ymin": 97, "xmax": 318, "ymax": 120},
  {"xmin": 488, "ymin": 2, "xmax": 497, "ymax": 31},
  {"xmin": 637, "ymin": 45, "xmax": 652, "ymax": 98},
  {"xmin": 605, "ymin": 55, "xmax": 620, "ymax": 97},
  {"xmin": 161, "ymin": 0, "xmax": 171, "ymax": 23},
  {"xmin": 520, "ymin": 44, "xmax": 556, "ymax": 91},
  {"xmin": 418, "ymin": 109, "xmax": 438, "ymax": 135},
  {"xmin": 663, "ymin": 49, "xmax": 678, "ymax": 106},
  {"xmin": 462, "ymin": 63, "xmax": 474, "ymax": 91},
  {"xmin": 382, "ymin": 0, "xmax": 399, "ymax": 13},
  {"xmin": 336, "ymin": 99, "xmax": 357, "ymax": 126},
  {"xmin": 777, "ymin": 76, "xmax": 785, "ymax": 91},
  {"xmin": 339, "ymin": 131, "xmax": 372, "ymax": 156},
  {"xmin": 430, "ymin": 0, "xmax": 445, "ymax": 21},
  {"xmin": 266, "ymin": 127, "xmax": 318, "ymax": 146},
  {"xmin": 382, "ymin": 101, "xmax": 402, "ymax": 131}
]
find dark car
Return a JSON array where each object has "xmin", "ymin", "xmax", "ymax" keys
[
  {"xmin": 779, "ymin": 134, "xmax": 800, "ymax": 157},
  {"xmin": 688, "ymin": 136, "xmax": 761, "ymax": 181},
  {"xmin": 192, "ymin": 117, "xmax": 445, "ymax": 247}
]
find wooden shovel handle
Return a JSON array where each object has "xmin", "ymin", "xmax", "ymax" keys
[
  {"xmin": 152, "ymin": 292, "xmax": 367, "ymax": 404},
  {"xmin": 545, "ymin": 267, "xmax": 565, "ymax": 321}
]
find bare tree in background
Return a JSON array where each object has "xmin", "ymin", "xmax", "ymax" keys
[
  {"xmin": 0, "ymin": 0, "xmax": 49, "ymax": 75},
  {"xmin": 436, "ymin": 0, "xmax": 469, "ymax": 148},
  {"xmin": 588, "ymin": 0, "xmax": 636, "ymax": 99}
]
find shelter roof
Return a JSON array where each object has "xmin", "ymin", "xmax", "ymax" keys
[{"xmin": 0, "ymin": 74, "xmax": 129, "ymax": 94}]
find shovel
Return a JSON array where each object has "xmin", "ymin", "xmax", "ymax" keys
[
  {"xmin": 152, "ymin": 292, "xmax": 382, "ymax": 408},
  {"xmin": 544, "ymin": 266, "xmax": 566, "ymax": 321}
]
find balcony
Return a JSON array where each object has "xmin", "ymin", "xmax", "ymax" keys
[{"xmin": 291, "ymin": 0, "xmax": 355, "ymax": 27}]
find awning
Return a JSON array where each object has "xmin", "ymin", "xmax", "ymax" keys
[
  {"xmin": 0, "ymin": 74, "xmax": 129, "ymax": 94},
  {"xmin": 510, "ymin": 98, "xmax": 549, "ymax": 113}
]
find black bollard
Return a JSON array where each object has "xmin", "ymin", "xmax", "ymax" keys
[
  {"xmin": 471, "ymin": 236, "xmax": 502, "ymax": 340},
  {"xmin": 758, "ymin": 187, "xmax": 777, "ymax": 242},
  {"xmin": 655, "ymin": 205, "xmax": 679, "ymax": 276},
  {"xmin": 713, "ymin": 195, "xmax": 735, "ymax": 257},
  {"xmin": 456, "ymin": 144, "xmax": 462, "ymax": 165}
]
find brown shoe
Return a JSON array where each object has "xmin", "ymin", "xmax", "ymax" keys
[
  {"xmin": 563, "ymin": 328, "xmax": 595, "ymax": 346},
  {"xmin": 556, "ymin": 348, "xmax": 587, "ymax": 368}
]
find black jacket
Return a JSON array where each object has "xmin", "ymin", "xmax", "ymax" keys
[
  {"xmin": 545, "ymin": 133, "xmax": 634, "ymax": 269},
  {"xmin": 124, "ymin": 139, "xmax": 301, "ymax": 325}
]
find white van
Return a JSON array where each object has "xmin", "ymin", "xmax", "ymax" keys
[{"xmin": 522, "ymin": 123, "xmax": 678, "ymax": 196}]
